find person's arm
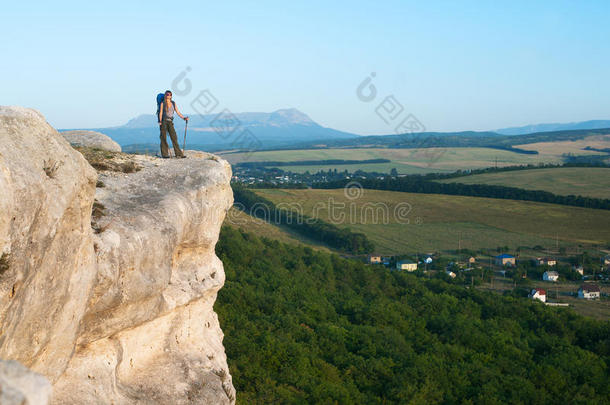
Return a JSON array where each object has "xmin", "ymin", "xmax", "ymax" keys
[
  {"xmin": 174, "ymin": 103, "xmax": 189, "ymax": 121},
  {"xmin": 158, "ymin": 103, "xmax": 163, "ymax": 125}
]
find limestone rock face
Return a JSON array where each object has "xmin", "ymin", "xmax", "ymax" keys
[
  {"xmin": 0, "ymin": 106, "xmax": 98, "ymax": 380},
  {"xmin": 0, "ymin": 359, "xmax": 52, "ymax": 405},
  {"xmin": 0, "ymin": 106, "xmax": 235, "ymax": 404},
  {"xmin": 61, "ymin": 129, "xmax": 122, "ymax": 152}
]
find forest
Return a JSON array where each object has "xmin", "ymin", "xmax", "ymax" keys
[{"xmin": 215, "ymin": 227, "xmax": 609, "ymax": 404}]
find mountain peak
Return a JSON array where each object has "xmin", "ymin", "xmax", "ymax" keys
[{"xmin": 268, "ymin": 108, "xmax": 315, "ymax": 126}]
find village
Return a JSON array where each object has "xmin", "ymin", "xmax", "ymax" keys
[{"xmin": 363, "ymin": 251, "xmax": 609, "ymax": 310}]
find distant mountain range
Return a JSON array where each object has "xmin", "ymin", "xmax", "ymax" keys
[
  {"xmin": 495, "ymin": 120, "xmax": 610, "ymax": 135},
  {"xmin": 64, "ymin": 108, "xmax": 357, "ymax": 150},
  {"xmin": 60, "ymin": 109, "xmax": 610, "ymax": 152}
]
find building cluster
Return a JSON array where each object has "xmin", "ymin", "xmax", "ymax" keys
[
  {"xmin": 528, "ymin": 284, "xmax": 601, "ymax": 302},
  {"xmin": 231, "ymin": 166, "xmax": 391, "ymax": 186},
  {"xmin": 367, "ymin": 252, "xmax": 606, "ymax": 304},
  {"xmin": 366, "ymin": 254, "xmax": 476, "ymax": 275}
]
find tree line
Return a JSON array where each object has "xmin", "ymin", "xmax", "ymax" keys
[
  {"xmin": 314, "ymin": 177, "xmax": 610, "ymax": 210},
  {"xmin": 232, "ymin": 185, "xmax": 375, "ymax": 253},
  {"xmin": 427, "ymin": 161, "xmax": 610, "ymax": 181}
]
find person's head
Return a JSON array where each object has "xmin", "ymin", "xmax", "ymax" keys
[{"xmin": 164, "ymin": 90, "xmax": 172, "ymax": 102}]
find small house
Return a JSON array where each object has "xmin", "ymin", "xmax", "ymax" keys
[
  {"xmin": 396, "ymin": 260, "xmax": 417, "ymax": 271},
  {"xmin": 528, "ymin": 288, "xmax": 546, "ymax": 303},
  {"xmin": 536, "ymin": 257, "xmax": 556, "ymax": 266},
  {"xmin": 573, "ymin": 265, "xmax": 584, "ymax": 276},
  {"xmin": 578, "ymin": 284, "xmax": 600, "ymax": 300},
  {"xmin": 543, "ymin": 271, "xmax": 559, "ymax": 282},
  {"xmin": 367, "ymin": 254, "xmax": 382, "ymax": 265},
  {"xmin": 604, "ymin": 256, "xmax": 610, "ymax": 266},
  {"xmin": 468, "ymin": 256, "xmax": 476, "ymax": 264},
  {"xmin": 424, "ymin": 256, "xmax": 433, "ymax": 264},
  {"xmin": 494, "ymin": 254, "xmax": 515, "ymax": 267},
  {"xmin": 445, "ymin": 270, "xmax": 456, "ymax": 278}
]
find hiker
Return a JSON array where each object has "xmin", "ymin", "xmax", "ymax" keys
[{"xmin": 158, "ymin": 90, "xmax": 188, "ymax": 158}]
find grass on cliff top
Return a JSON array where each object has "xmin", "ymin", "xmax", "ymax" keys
[{"xmin": 74, "ymin": 146, "xmax": 141, "ymax": 173}]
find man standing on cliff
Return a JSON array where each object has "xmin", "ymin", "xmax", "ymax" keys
[{"xmin": 158, "ymin": 90, "xmax": 188, "ymax": 158}]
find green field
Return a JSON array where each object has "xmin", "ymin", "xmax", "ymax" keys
[
  {"xmin": 220, "ymin": 147, "xmax": 561, "ymax": 174},
  {"xmin": 439, "ymin": 167, "xmax": 610, "ymax": 199},
  {"xmin": 251, "ymin": 188, "xmax": 610, "ymax": 254},
  {"xmin": 225, "ymin": 207, "xmax": 333, "ymax": 252}
]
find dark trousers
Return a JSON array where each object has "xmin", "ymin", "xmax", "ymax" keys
[{"xmin": 160, "ymin": 119, "xmax": 183, "ymax": 158}]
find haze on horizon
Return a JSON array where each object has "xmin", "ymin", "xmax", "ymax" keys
[{"xmin": 3, "ymin": 0, "xmax": 610, "ymax": 135}]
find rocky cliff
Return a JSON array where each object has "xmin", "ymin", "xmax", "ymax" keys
[{"xmin": 0, "ymin": 106, "xmax": 235, "ymax": 404}]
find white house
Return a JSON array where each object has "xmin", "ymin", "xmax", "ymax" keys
[
  {"xmin": 528, "ymin": 288, "xmax": 546, "ymax": 303},
  {"xmin": 543, "ymin": 271, "xmax": 559, "ymax": 282},
  {"xmin": 396, "ymin": 260, "xmax": 417, "ymax": 271},
  {"xmin": 445, "ymin": 270, "xmax": 456, "ymax": 278},
  {"xmin": 424, "ymin": 256, "xmax": 433, "ymax": 264},
  {"xmin": 578, "ymin": 284, "xmax": 601, "ymax": 300},
  {"xmin": 573, "ymin": 265, "xmax": 584, "ymax": 276}
]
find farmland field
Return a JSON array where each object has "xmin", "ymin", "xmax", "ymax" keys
[
  {"xmin": 219, "ymin": 147, "xmax": 561, "ymax": 174},
  {"xmin": 439, "ymin": 167, "xmax": 610, "ymax": 199},
  {"xmin": 251, "ymin": 188, "xmax": 610, "ymax": 254},
  {"xmin": 514, "ymin": 134, "xmax": 610, "ymax": 156}
]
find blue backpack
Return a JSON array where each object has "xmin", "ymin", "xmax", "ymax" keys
[
  {"xmin": 156, "ymin": 93, "xmax": 165, "ymax": 116},
  {"xmin": 156, "ymin": 93, "xmax": 175, "ymax": 120}
]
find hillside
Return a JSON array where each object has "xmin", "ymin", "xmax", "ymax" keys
[
  {"xmin": 252, "ymin": 188, "xmax": 610, "ymax": 254},
  {"xmin": 439, "ymin": 167, "xmax": 610, "ymax": 199},
  {"xmin": 222, "ymin": 147, "xmax": 557, "ymax": 174},
  {"xmin": 216, "ymin": 226, "xmax": 610, "ymax": 404},
  {"xmin": 286, "ymin": 127, "xmax": 610, "ymax": 152},
  {"xmin": 496, "ymin": 119, "xmax": 610, "ymax": 135}
]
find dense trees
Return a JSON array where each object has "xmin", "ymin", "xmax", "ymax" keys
[{"xmin": 216, "ymin": 227, "xmax": 609, "ymax": 404}]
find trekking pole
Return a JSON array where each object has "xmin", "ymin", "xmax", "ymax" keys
[{"xmin": 183, "ymin": 118, "xmax": 188, "ymax": 152}]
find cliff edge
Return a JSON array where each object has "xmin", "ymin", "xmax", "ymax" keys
[{"xmin": 0, "ymin": 106, "xmax": 235, "ymax": 404}]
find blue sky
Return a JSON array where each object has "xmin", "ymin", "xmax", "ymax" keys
[{"xmin": 2, "ymin": 0, "xmax": 610, "ymax": 134}]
